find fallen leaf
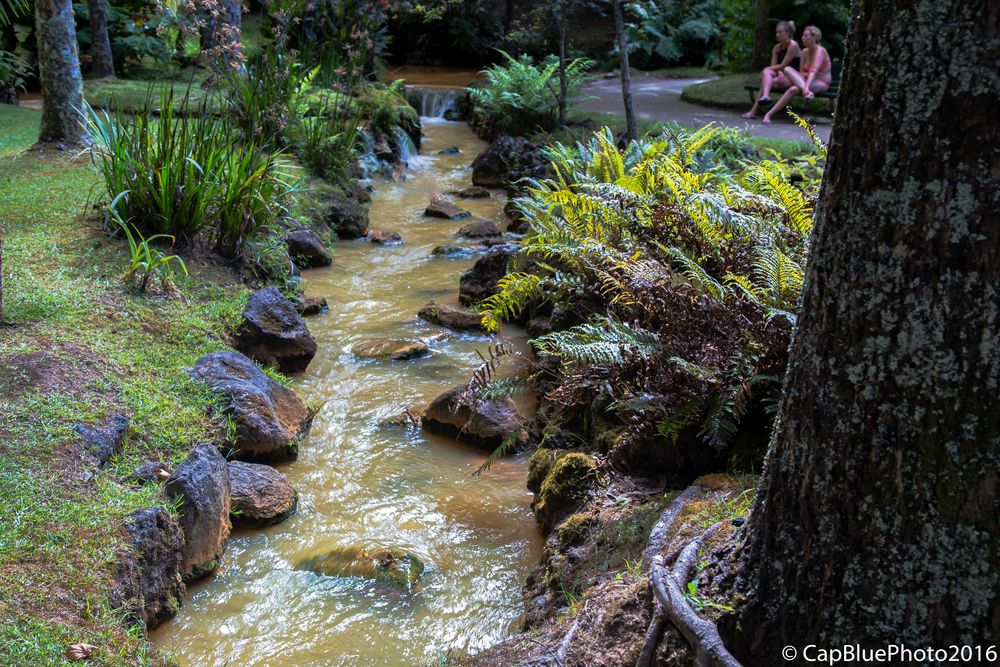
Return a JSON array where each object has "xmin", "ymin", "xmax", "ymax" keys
[{"xmin": 66, "ymin": 643, "xmax": 99, "ymax": 661}]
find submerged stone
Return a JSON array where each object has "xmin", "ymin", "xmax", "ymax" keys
[
  {"xmin": 425, "ymin": 200, "xmax": 472, "ymax": 220},
  {"xmin": 296, "ymin": 547, "xmax": 425, "ymax": 591},
  {"xmin": 352, "ymin": 338, "xmax": 431, "ymax": 361}
]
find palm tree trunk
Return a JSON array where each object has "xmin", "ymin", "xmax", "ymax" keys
[
  {"xmin": 750, "ymin": 0, "xmax": 769, "ymax": 71},
  {"xmin": 612, "ymin": 0, "xmax": 636, "ymax": 142},
  {"xmin": 34, "ymin": 0, "xmax": 90, "ymax": 144},
  {"xmin": 88, "ymin": 0, "xmax": 114, "ymax": 77}
]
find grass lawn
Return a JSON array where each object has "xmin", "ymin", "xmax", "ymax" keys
[
  {"xmin": 681, "ymin": 73, "xmax": 835, "ymax": 118},
  {"xmin": 0, "ymin": 103, "xmax": 251, "ymax": 666}
]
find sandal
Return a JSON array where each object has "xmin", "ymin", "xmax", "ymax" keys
[{"xmin": 758, "ymin": 96, "xmax": 771, "ymax": 104}]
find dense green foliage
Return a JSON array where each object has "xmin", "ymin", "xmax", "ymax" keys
[
  {"xmin": 469, "ymin": 51, "xmax": 592, "ymax": 139},
  {"xmin": 86, "ymin": 89, "xmax": 299, "ymax": 259},
  {"xmin": 481, "ymin": 125, "xmax": 821, "ymax": 466}
]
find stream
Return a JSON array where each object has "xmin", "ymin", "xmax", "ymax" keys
[{"xmin": 151, "ymin": 117, "xmax": 543, "ymax": 665}]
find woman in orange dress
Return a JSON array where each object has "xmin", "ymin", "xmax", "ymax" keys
[
  {"xmin": 762, "ymin": 25, "xmax": 833, "ymax": 123},
  {"xmin": 742, "ymin": 21, "xmax": 801, "ymax": 119}
]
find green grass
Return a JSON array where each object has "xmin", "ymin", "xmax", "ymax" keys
[
  {"xmin": 84, "ymin": 74, "xmax": 217, "ymax": 114},
  {"xmin": 681, "ymin": 74, "xmax": 834, "ymax": 118},
  {"xmin": 0, "ymin": 105, "xmax": 250, "ymax": 666}
]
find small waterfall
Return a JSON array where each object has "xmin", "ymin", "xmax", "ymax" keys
[
  {"xmin": 405, "ymin": 87, "xmax": 462, "ymax": 119},
  {"xmin": 391, "ymin": 125, "xmax": 418, "ymax": 163}
]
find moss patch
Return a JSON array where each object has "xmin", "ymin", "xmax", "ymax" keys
[{"xmin": 535, "ymin": 453, "xmax": 598, "ymax": 534}]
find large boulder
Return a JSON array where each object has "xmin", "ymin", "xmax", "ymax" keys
[
  {"xmin": 227, "ymin": 461, "xmax": 298, "ymax": 528},
  {"xmin": 459, "ymin": 246, "xmax": 515, "ymax": 305},
  {"xmin": 285, "ymin": 229, "xmax": 332, "ymax": 269},
  {"xmin": 123, "ymin": 507, "xmax": 185, "ymax": 629},
  {"xmin": 188, "ymin": 351, "xmax": 313, "ymax": 461},
  {"xmin": 418, "ymin": 301, "xmax": 486, "ymax": 333},
  {"xmin": 421, "ymin": 385, "xmax": 521, "ymax": 449},
  {"xmin": 234, "ymin": 287, "xmax": 317, "ymax": 374},
  {"xmin": 164, "ymin": 445, "xmax": 231, "ymax": 580},
  {"xmin": 471, "ymin": 135, "xmax": 552, "ymax": 190}
]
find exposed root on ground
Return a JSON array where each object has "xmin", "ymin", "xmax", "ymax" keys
[{"xmin": 638, "ymin": 485, "xmax": 743, "ymax": 667}]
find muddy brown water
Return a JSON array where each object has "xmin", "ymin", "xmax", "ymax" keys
[{"xmin": 151, "ymin": 119, "xmax": 544, "ymax": 665}]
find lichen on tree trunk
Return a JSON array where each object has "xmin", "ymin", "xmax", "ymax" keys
[
  {"xmin": 727, "ymin": 0, "xmax": 1000, "ymax": 660},
  {"xmin": 88, "ymin": 0, "xmax": 115, "ymax": 78},
  {"xmin": 34, "ymin": 0, "xmax": 90, "ymax": 145}
]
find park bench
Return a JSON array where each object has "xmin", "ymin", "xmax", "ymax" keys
[{"xmin": 745, "ymin": 60, "xmax": 842, "ymax": 112}]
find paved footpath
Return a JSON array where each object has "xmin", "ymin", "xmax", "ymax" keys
[{"xmin": 577, "ymin": 73, "xmax": 832, "ymax": 143}]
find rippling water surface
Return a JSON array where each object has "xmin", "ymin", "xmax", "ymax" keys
[{"xmin": 151, "ymin": 119, "xmax": 543, "ymax": 666}]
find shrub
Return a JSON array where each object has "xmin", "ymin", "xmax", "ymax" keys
[
  {"xmin": 478, "ymin": 125, "xmax": 820, "ymax": 467},
  {"xmin": 469, "ymin": 51, "xmax": 592, "ymax": 140},
  {"xmin": 86, "ymin": 87, "xmax": 298, "ymax": 258}
]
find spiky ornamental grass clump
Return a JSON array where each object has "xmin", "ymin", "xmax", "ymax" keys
[
  {"xmin": 85, "ymin": 87, "xmax": 299, "ymax": 260},
  {"xmin": 478, "ymin": 125, "xmax": 820, "ymax": 467}
]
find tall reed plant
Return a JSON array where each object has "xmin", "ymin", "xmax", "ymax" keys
[{"xmin": 86, "ymin": 87, "xmax": 299, "ymax": 258}]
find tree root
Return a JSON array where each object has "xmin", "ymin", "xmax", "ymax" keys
[{"xmin": 637, "ymin": 486, "xmax": 743, "ymax": 667}]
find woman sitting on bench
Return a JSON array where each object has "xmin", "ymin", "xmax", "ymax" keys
[
  {"xmin": 761, "ymin": 25, "xmax": 833, "ymax": 123},
  {"xmin": 742, "ymin": 20, "xmax": 801, "ymax": 119}
]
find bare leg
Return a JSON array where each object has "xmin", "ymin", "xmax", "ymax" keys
[
  {"xmin": 784, "ymin": 67, "xmax": 807, "ymax": 91},
  {"xmin": 763, "ymin": 86, "xmax": 800, "ymax": 123},
  {"xmin": 743, "ymin": 69, "xmax": 774, "ymax": 117}
]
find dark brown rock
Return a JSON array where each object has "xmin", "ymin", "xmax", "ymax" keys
[
  {"xmin": 456, "ymin": 186, "xmax": 491, "ymax": 199},
  {"xmin": 164, "ymin": 444, "xmax": 231, "ymax": 580},
  {"xmin": 74, "ymin": 415, "xmax": 129, "ymax": 465},
  {"xmin": 459, "ymin": 246, "xmax": 515, "ymax": 305},
  {"xmin": 457, "ymin": 219, "xmax": 502, "ymax": 239},
  {"xmin": 418, "ymin": 301, "xmax": 486, "ymax": 333},
  {"xmin": 123, "ymin": 507, "xmax": 185, "ymax": 629},
  {"xmin": 352, "ymin": 338, "xmax": 430, "ymax": 361},
  {"xmin": 324, "ymin": 186, "xmax": 370, "ymax": 239},
  {"xmin": 425, "ymin": 200, "xmax": 472, "ymax": 220},
  {"xmin": 131, "ymin": 461, "xmax": 172, "ymax": 485},
  {"xmin": 421, "ymin": 385, "xmax": 522, "ymax": 449},
  {"xmin": 368, "ymin": 230, "xmax": 404, "ymax": 245},
  {"xmin": 188, "ymin": 351, "xmax": 313, "ymax": 461},
  {"xmin": 285, "ymin": 229, "xmax": 332, "ymax": 268},
  {"xmin": 298, "ymin": 296, "xmax": 328, "ymax": 317},
  {"xmin": 471, "ymin": 135, "xmax": 552, "ymax": 190},
  {"xmin": 227, "ymin": 461, "xmax": 298, "ymax": 528},
  {"xmin": 234, "ymin": 286, "xmax": 317, "ymax": 374}
]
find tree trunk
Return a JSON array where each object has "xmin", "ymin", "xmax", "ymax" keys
[
  {"xmin": 34, "ymin": 0, "xmax": 90, "ymax": 144},
  {"xmin": 557, "ymin": 0, "xmax": 568, "ymax": 127},
  {"xmin": 504, "ymin": 0, "xmax": 514, "ymax": 34},
  {"xmin": 750, "ymin": 0, "xmax": 769, "ymax": 71},
  {"xmin": 612, "ymin": 0, "xmax": 636, "ymax": 142},
  {"xmin": 727, "ymin": 0, "xmax": 1000, "ymax": 661},
  {"xmin": 87, "ymin": 0, "xmax": 114, "ymax": 78},
  {"xmin": 198, "ymin": 0, "xmax": 242, "ymax": 72}
]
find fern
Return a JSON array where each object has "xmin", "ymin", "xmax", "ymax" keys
[
  {"xmin": 534, "ymin": 317, "xmax": 661, "ymax": 366},
  {"xmin": 787, "ymin": 111, "xmax": 828, "ymax": 158}
]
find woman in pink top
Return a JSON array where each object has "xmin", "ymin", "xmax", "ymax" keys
[
  {"xmin": 762, "ymin": 25, "xmax": 833, "ymax": 123},
  {"xmin": 742, "ymin": 20, "xmax": 801, "ymax": 119}
]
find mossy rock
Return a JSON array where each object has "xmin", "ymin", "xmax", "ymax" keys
[
  {"xmin": 297, "ymin": 546, "xmax": 425, "ymax": 591},
  {"xmin": 535, "ymin": 453, "xmax": 597, "ymax": 535},
  {"xmin": 527, "ymin": 448, "xmax": 570, "ymax": 494},
  {"xmin": 558, "ymin": 511, "xmax": 596, "ymax": 547}
]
